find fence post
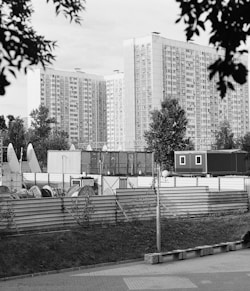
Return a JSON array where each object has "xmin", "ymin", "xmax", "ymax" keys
[
  {"xmin": 115, "ymin": 192, "xmax": 118, "ymax": 224},
  {"xmin": 21, "ymin": 172, "xmax": 23, "ymax": 189},
  {"xmin": 174, "ymin": 176, "xmax": 176, "ymax": 187},
  {"xmin": 62, "ymin": 173, "xmax": 65, "ymax": 194},
  {"xmin": 34, "ymin": 173, "xmax": 37, "ymax": 186},
  {"xmin": 218, "ymin": 177, "xmax": 221, "ymax": 192},
  {"xmin": 245, "ymin": 178, "xmax": 250, "ymax": 212},
  {"xmin": 101, "ymin": 174, "xmax": 103, "ymax": 195},
  {"xmin": 196, "ymin": 176, "xmax": 198, "ymax": 187}
]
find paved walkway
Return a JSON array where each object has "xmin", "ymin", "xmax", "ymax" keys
[{"xmin": 1, "ymin": 249, "xmax": 250, "ymax": 290}]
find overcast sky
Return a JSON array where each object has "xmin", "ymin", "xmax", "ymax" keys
[{"xmin": 0, "ymin": 0, "xmax": 212, "ymax": 118}]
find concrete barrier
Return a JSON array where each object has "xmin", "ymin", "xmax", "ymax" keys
[{"xmin": 144, "ymin": 240, "xmax": 250, "ymax": 264}]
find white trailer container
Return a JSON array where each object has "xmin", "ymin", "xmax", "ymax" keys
[{"xmin": 47, "ymin": 150, "xmax": 81, "ymax": 174}]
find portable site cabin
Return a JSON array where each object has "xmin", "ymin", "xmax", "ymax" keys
[
  {"xmin": 47, "ymin": 150, "xmax": 153, "ymax": 176},
  {"xmin": 174, "ymin": 149, "xmax": 249, "ymax": 176}
]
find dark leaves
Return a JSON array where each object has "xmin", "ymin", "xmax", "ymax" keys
[
  {"xmin": 232, "ymin": 63, "xmax": 248, "ymax": 84},
  {"xmin": 47, "ymin": 0, "xmax": 86, "ymax": 24},
  {"xmin": 0, "ymin": 0, "xmax": 85, "ymax": 95},
  {"xmin": 175, "ymin": 0, "xmax": 249, "ymax": 98},
  {"xmin": 0, "ymin": 70, "xmax": 11, "ymax": 96}
]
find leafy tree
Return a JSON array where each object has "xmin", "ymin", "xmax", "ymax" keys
[
  {"xmin": 7, "ymin": 115, "xmax": 15, "ymax": 124},
  {"xmin": 0, "ymin": 116, "xmax": 7, "ymax": 132},
  {"xmin": 29, "ymin": 105, "xmax": 56, "ymax": 140},
  {"xmin": 0, "ymin": 0, "xmax": 86, "ymax": 95},
  {"xmin": 176, "ymin": 0, "xmax": 249, "ymax": 98},
  {"xmin": 4, "ymin": 116, "xmax": 26, "ymax": 159},
  {"xmin": 240, "ymin": 132, "xmax": 250, "ymax": 152},
  {"xmin": 46, "ymin": 130, "xmax": 69, "ymax": 151},
  {"xmin": 28, "ymin": 130, "xmax": 69, "ymax": 170},
  {"xmin": 28, "ymin": 105, "xmax": 69, "ymax": 169},
  {"xmin": 213, "ymin": 120, "xmax": 237, "ymax": 150},
  {"xmin": 144, "ymin": 99, "xmax": 194, "ymax": 170}
]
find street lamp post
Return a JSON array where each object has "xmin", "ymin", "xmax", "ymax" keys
[
  {"xmin": 152, "ymin": 152, "xmax": 162, "ymax": 253},
  {"xmin": 156, "ymin": 163, "xmax": 161, "ymax": 253},
  {"xmin": 62, "ymin": 155, "xmax": 67, "ymax": 193},
  {"xmin": 156, "ymin": 164, "xmax": 170, "ymax": 253}
]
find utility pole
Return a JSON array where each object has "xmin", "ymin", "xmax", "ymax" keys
[
  {"xmin": 0, "ymin": 137, "xmax": 3, "ymax": 182},
  {"xmin": 152, "ymin": 152, "xmax": 161, "ymax": 253},
  {"xmin": 156, "ymin": 163, "xmax": 161, "ymax": 253}
]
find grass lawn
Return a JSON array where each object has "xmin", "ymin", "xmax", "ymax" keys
[{"xmin": 0, "ymin": 212, "xmax": 250, "ymax": 278}]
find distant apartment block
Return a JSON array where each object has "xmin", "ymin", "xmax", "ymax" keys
[
  {"xmin": 105, "ymin": 71, "xmax": 125, "ymax": 151},
  {"xmin": 27, "ymin": 34, "xmax": 249, "ymax": 152},
  {"xmin": 123, "ymin": 33, "xmax": 249, "ymax": 150},
  {"xmin": 27, "ymin": 68, "xmax": 107, "ymax": 149}
]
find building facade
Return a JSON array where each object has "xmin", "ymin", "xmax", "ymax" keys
[
  {"xmin": 105, "ymin": 71, "xmax": 125, "ymax": 151},
  {"xmin": 27, "ymin": 34, "xmax": 249, "ymax": 152},
  {"xmin": 123, "ymin": 34, "xmax": 249, "ymax": 150},
  {"xmin": 27, "ymin": 68, "xmax": 107, "ymax": 149}
]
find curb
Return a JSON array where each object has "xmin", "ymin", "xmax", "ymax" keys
[
  {"xmin": 0, "ymin": 258, "xmax": 143, "ymax": 282},
  {"xmin": 144, "ymin": 240, "xmax": 250, "ymax": 264}
]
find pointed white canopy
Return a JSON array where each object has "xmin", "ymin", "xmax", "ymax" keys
[
  {"xmin": 102, "ymin": 144, "xmax": 108, "ymax": 152},
  {"xmin": 27, "ymin": 143, "xmax": 41, "ymax": 173},
  {"xmin": 7, "ymin": 143, "xmax": 19, "ymax": 173},
  {"xmin": 69, "ymin": 144, "xmax": 76, "ymax": 151},
  {"xmin": 86, "ymin": 144, "xmax": 92, "ymax": 151}
]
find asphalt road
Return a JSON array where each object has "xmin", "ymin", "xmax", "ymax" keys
[{"xmin": 1, "ymin": 249, "xmax": 250, "ymax": 291}]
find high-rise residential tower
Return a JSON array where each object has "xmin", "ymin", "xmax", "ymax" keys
[
  {"xmin": 105, "ymin": 71, "xmax": 125, "ymax": 151},
  {"xmin": 27, "ymin": 68, "xmax": 107, "ymax": 149},
  {"xmin": 123, "ymin": 33, "xmax": 249, "ymax": 151}
]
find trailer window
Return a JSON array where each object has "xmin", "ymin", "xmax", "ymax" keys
[
  {"xmin": 195, "ymin": 155, "xmax": 202, "ymax": 165},
  {"xmin": 179, "ymin": 156, "xmax": 186, "ymax": 165}
]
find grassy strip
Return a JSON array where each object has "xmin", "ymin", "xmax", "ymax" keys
[{"xmin": 0, "ymin": 213, "xmax": 249, "ymax": 278}]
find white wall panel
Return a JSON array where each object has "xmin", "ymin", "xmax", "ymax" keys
[{"xmin": 47, "ymin": 151, "xmax": 81, "ymax": 174}]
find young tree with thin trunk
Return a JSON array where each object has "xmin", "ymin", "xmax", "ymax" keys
[
  {"xmin": 144, "ymin": 99, "xmax": 194, "ymax": 170},
  {"xmin": 213, "ymin": 120, "xmax": 236, "ymax": 150}
]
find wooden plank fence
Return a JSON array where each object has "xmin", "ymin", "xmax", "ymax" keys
[{"xmin": 0, "ymin": 187, "xmax": 249, "ymax": 233}]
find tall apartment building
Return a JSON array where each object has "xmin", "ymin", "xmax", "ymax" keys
[
  {"xmin": 123, "ymin": 33, "xmax": 249, "ymax": 150},
  {"xmin": 105, "ymin": 71, "xmax": 125, "ymax": 151},
  {"xmin": 27, "ymin": 68, "xmax": 107, "ymax": 149}
]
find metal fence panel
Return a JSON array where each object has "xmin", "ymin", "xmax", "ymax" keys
[{"xmin": 1, "ymin": 187, "xmax": 248, "ymax": 233}]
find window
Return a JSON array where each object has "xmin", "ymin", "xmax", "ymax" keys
[
  {"xmin": 179, "ymin": 156, "xmax": 186, "ymax": 165},
  {"xmin": 195, "ymin": 155, "xmax": 202, "ymax": 165}
]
